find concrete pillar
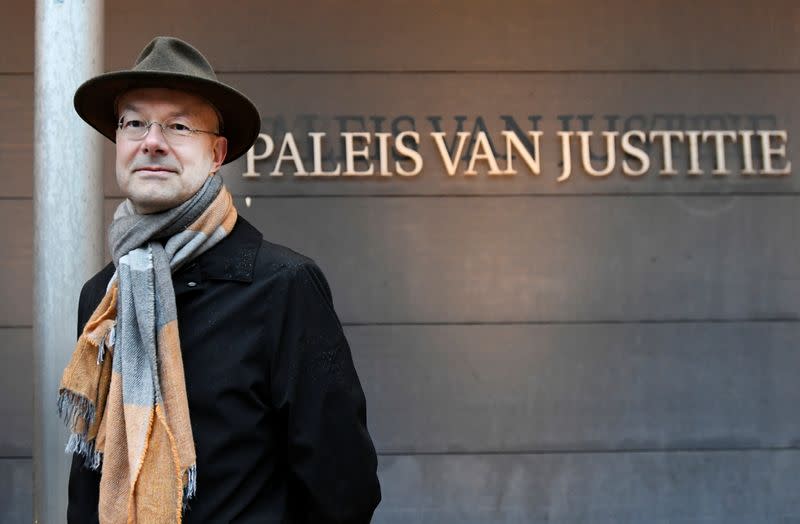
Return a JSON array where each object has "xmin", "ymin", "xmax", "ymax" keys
[{"xmin": 33, "ymin": 1, "xmax": 104, "ymax": 522}]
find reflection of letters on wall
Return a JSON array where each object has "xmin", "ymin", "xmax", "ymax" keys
[{"xmin": 242, "ymin": 114, "xmax": 791, "ymax": 181}]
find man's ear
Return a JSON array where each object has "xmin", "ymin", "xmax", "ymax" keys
[{"xmin": 210, "ymin": 136, "xmax": 228, "ymax": 173}]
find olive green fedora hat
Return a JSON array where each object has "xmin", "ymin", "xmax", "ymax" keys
[{"xmin": 74, "ymin": 36, "xmax": 260, "ymax": 164}]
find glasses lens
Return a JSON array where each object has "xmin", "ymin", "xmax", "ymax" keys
[
  {"xmin": 120, "ymin": 119, "xmax": 148, "ymax": 139},
  {"xmin": 164, "ymin": 122, "xmax": 194, "ymax": 139}
]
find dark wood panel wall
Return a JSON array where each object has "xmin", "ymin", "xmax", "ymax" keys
[{"xmin": 3, "ymin": 2, "xmax": 800, "ymax": 522}]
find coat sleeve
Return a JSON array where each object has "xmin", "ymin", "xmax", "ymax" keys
[
  {"xmin": 270, "ymin": 261, "xmax": 381, "ymax": 523},
  {"xmin": 67, "ymin": 278, "xmax": 102, "ymax": 524}
]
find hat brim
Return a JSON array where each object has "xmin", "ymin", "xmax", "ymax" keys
[{"xmin": 74, "ymin": 70, "xmax": 261, "ymax": 165}]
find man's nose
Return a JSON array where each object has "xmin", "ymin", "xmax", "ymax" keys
[{"xmin": 141, "ymin": 123, "xmax": 169, "ymax": 154}]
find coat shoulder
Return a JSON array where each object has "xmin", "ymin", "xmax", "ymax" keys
[
  {"xmin": 235, "ymin": 215, "xmax": 318, "ymax": 277},
  {"xmin": 255, "ymin": 237, "xmax": 320, "ymax": 278},
  {"xmin": 80, "ymin": 262, "xmax": 115, "ymax": 307},
  {"xmin": 76, "ymin": 262, "xmax": 115, "ymax": 336},
  {"xmin": 237, "ymin": 218, "xmax": 337, "ymax": 310}
]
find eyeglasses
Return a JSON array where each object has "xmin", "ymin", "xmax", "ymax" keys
[{"xmin": 116, "ymin": 118, "xmax": 220, "ymax": 141}]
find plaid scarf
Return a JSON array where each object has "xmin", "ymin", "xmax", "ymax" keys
[{"xmin": 58, "ymin": 174, "xmax": 237, "ymax": 523}]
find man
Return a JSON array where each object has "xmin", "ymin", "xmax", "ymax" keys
[{"xmin": 59, "ymin": 36, "xmax": 381, "ymax": 523}]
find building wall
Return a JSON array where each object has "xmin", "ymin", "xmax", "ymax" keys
[{"xmin": 3, "ymin": 2, "xmax": 800, "ymax": 522}]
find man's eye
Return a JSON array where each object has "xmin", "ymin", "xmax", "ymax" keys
[
  {"xmin": 124, "ymin": 119, "xmax": 145, "ymax": 129},
  {"xmin": 168, "ymin": 123, "xmax": 191, "ymax": 132}
]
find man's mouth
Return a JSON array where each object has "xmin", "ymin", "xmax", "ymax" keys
[{"xmin": 134, "ymin": 166, "xmax": 178, "ymax": 176}]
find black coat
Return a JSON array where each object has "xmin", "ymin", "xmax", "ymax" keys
[{"xmin": 68, "ymin": 216, "xmax": 381, "ymax": 523}]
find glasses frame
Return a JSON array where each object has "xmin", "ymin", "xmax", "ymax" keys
[{"xmin": 116, "ymin": 117, "xmax": 220, "ymax": 141}]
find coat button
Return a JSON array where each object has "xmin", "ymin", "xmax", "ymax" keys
[{"xmin": 187, "ymin": 281, "xmax": 197, "ymax": 287}]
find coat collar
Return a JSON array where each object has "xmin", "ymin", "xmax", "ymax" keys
[{"xmin": 179, "ymin": 215, "xmax": 263, "ymax": 283}]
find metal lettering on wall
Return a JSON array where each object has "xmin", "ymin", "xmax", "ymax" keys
[{"xmin": 242, "ymin": 113, "xmax": 790, "ymax": 181}]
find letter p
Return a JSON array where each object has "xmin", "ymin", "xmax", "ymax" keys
[{"xmin": 243, "ymin": 133, "xmax": 275, "ymax": 178}]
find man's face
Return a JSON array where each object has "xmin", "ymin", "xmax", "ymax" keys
[{"xmin": 115, "ymin": 88, "xmax": 228, "ymax": 214}]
